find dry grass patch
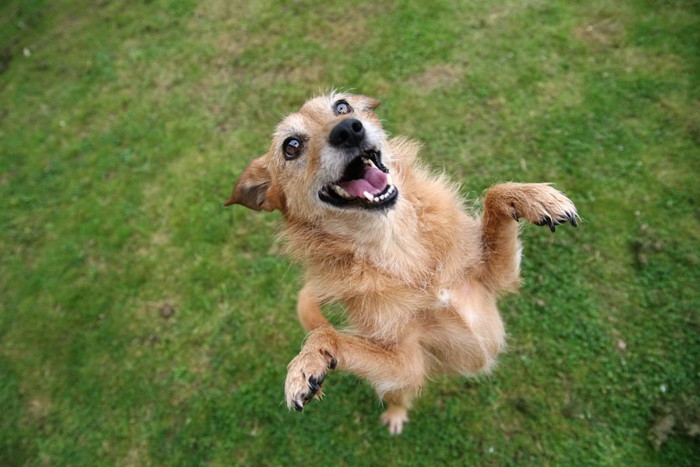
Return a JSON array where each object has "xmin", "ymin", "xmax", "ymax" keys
[{"xmin": 406, "ymin": 63, "xmax": 466, "ymax": 94}]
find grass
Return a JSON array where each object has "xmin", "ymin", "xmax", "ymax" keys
[{"xmin": 1, "ymin": 0, "xmax": 698, "ymax": 464}]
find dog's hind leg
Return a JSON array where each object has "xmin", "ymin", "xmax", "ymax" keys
[
  {"xmin": 480, "ymin": 182, "xmax": 578, "ymax": 291},
  {"xmin": 381, "ymin": 389, "xmax": 414, "ymax": 435},
  {"xmin": 297, "ymin": 283, "xmax": 330, "ymax": 332}
]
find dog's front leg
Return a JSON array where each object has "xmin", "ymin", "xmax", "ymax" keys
[
  {"xmin": 296, "ymin": 283, "xmax": 330, "ymax": 332},
  {"xmin": 480, "ymin": 182, "xmax": 578, "ymax": 290},
  {"xmin": 285, "ymin": 325, "xmax": 426, "ymax": 433}
]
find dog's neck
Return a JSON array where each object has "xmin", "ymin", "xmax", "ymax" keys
[
  {"xmin": 281, "ymin": 151, "xmax": 480, "ymax": 290},
  {"xmin": 282, "ymin": 196, "xmax": 438, "ymax": 286},
  {"xmin": 339, "ymin": 203, "xmax": 429, "ymax": 269}
]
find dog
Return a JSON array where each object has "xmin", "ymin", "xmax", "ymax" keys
[{"xmin": 225, "ymin": 92, "xmax": 578, "ymax": 434}]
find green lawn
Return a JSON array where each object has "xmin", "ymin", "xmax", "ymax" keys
[{"xmin": 1, "ymin": 0, "xmax": 698, "ymax": 464}]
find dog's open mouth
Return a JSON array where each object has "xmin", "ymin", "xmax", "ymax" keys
[{"xmin": 319, "ymin": 149, "xmax": 398, "ymax": 209}]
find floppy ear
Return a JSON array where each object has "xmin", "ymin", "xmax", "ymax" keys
[{"xmin": 224, "ymin": 157, "xmax": 281, "ymax": 211}]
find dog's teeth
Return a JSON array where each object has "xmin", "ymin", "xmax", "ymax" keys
[
  {"xmin": 364, "ymin": 158, "xmax": 377, "ymax": 169},
  {"xmin": 332, "ymin": 184, "xmax": 351, "ymax": 199},
  {"xmin": 363, "ymin": 191, "xmax": 375, "ymax": 202},
  {"xmin": 386, "ymin": 174, "xmax": 393, "ymax": 186}
]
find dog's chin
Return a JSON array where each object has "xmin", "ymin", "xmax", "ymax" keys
[{"xmin": 318, "ymin": 149, "xmax": 399, "ymax": 211}]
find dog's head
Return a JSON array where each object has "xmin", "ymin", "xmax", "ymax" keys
[{"xmin": 225, "ymin": 93, "xmax": 399, "ymax": 219}]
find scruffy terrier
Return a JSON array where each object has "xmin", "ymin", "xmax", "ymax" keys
[{"xmin": 226, "ymin": 92, "xmax": 578, "ymax": 434}]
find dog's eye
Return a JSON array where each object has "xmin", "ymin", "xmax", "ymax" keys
[
  {"xmin": 283, "ymin": 137, "xmax": 303, "ymax": 160},
  {"xmin": 334, "ymin": 100, "xmax": 352, "ymax": 115}
]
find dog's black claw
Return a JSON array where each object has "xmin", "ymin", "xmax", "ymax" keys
[
  {"xmin": 568, "ymin": 213, "xmax": 578, "ymax": 227},
  {"xmin": 308, "ymin": 376, "xmax": 321, "ymax": 393},
  {"xmin": 322, "ymin": 350, "xmax": 337, "ymax": 370},
  {"xmin": 547, "ymin": 217, "xmax": 556, "ymax": 232},
  {"xmin": 537, "ymin": 215, "xmax": 556, "ymax": 232},
  {"xmin": 536, "ymin": 211, "xmax": 579, "ymax": 231}
]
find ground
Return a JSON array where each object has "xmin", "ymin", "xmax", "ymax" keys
[{"xmin": 1, "ymin": 0, "xmax": 698, "ymax": 464}]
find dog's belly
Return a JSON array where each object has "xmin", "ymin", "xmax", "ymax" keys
[
  {"xmin": 342, "ymin": 290, "xmax": 435, "ymax": 343},
  {"xmin": 423, "ymin": 281, "xmax": 506, "ymax": 375},
  {"xmin": 340, "ymin": 279, "xmax": 506, "ymax": 375}
]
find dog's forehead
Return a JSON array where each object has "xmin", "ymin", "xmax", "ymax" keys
[
  {"xmin": 275, "ymin": 94, "xmax": 353, "ymax": 136},
  {"xmin": 275, "ymin": 113, "xmax": 308, "ymax": 139},
  {"xmin": 299, "ymin": 94, "xmax": 341, "ymax": 114}
]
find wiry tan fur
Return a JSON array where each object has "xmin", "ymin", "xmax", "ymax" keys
[{"xmin": 226, "ymin": 92, "xmax": 578, "ymax": 434}]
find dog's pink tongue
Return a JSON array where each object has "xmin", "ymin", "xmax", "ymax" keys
[{"xmin": 339, "ymin": 165, "xmax": 388, "ymax": 197}]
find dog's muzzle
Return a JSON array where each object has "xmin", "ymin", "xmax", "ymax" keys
[{"xmin": 318, "ymin": 119, "xmax": 398, "ymax": 210}]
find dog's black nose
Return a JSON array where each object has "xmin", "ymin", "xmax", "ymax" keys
[{"xmin": 329, "ymin": 119, "xmax": 365, "ymax": 148}]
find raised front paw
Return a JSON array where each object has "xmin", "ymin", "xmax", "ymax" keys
[
  {"xmin": 510, "ymin": 183, "xmax": 579, "ymax": 232},
  {"xmin": 284, "ymin": 349, "xmax": 337, "ymax": 411}
]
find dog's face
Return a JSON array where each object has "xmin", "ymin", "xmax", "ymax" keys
[{"xmin": 226, "ymin": 93, "xmax": 399, "ymax": 220}]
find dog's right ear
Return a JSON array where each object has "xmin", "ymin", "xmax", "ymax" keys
[
  {"xmin": 224, "ymin": 156, "xmax": 279, "ymax": 211},
  {"xmin": 359, "ymin": 95, "xmax": 381, "ymax": 112}
]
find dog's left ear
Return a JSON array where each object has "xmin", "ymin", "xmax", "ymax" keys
[
  {"xmin": 359, "ymin": 95, "xmax": 381, "ymax": 112},
  {"xmin": 224, "ymin": 156, "xmax": 281, "ymax": 211}
]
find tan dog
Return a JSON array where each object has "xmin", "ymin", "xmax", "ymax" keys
[{"xmin": 225, "ymin": 92, "xmax": 578, "ymax": 434}]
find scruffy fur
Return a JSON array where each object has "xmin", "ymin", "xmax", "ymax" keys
[{"xmin": 226, "ymin": 92, "xmax": 578, "ymax": 434}]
